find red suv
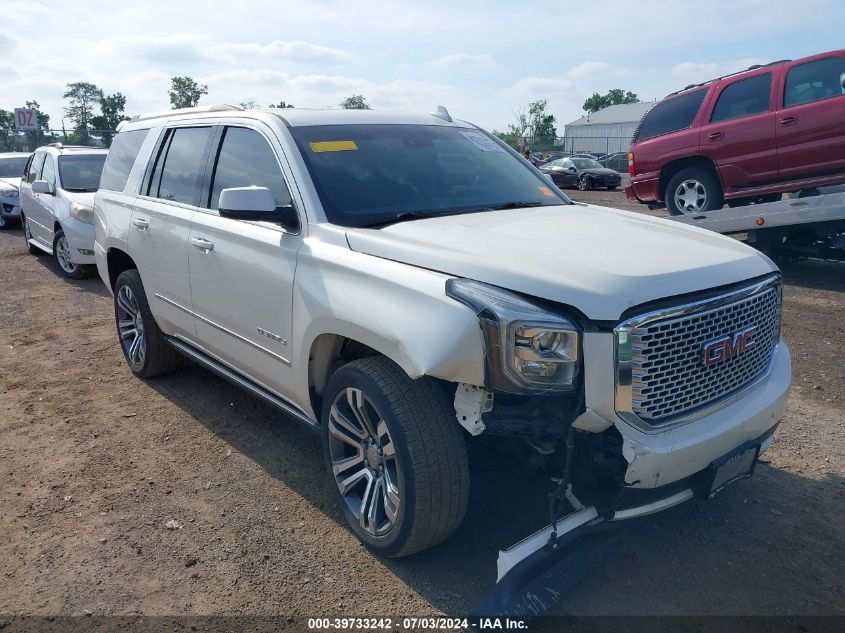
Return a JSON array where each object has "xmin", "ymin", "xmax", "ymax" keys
[{"xmin": 625, "ymin": 49, "xmax": 845, "ymax": 215}]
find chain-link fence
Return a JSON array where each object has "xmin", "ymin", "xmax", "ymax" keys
[
  {"xmin": 511, "ymin": 135, "xmax": 632, "ymax": 171},
  {"xmin": 0, "ymin": 129, "xmax": 117, "ymax": 152}
]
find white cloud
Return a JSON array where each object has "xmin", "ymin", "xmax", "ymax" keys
[
  {"xmin": 503, "ymin": 77, "xmax": 575, "ymax": 98},
  {"xmin": 214, "ymin": 41, "xmax": 355, "ymax": 64},
  {"xmin": 568, "ymin": 62, "xmax": 618, "ymax": 79},
  {"xmin": 430, "ymin": 53, "xmax": 495, "ymax": 69},
  {"xmin": 672, "ymin": 58, "xmax": 767, "ymax": 85}
]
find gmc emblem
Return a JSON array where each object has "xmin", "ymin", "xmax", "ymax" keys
[{"xmin": 702, "ymin": 325, "xmax": 758, "ymax": 367}]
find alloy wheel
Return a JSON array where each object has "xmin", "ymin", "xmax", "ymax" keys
[
  {"xmin": 673, "ymin": 179, "xmax": 708, "ymax": 213},
  {"xmin": 0, "ymin": 215, "xmax": 6, "ymax": 228},
  {"xmin": 578, "ymin": 175, "xmax": 589, "ymax": 191},
  {"xmin": 327, "ymin": 387, "xmax": 400, "ymax": 537},
  {"xmin": 116, "ymin": 285, "xmax": 146, "ymax": 371},
  {"xmin": 55, "ymin": 235, "xmax": 78, "ymax": 274}
]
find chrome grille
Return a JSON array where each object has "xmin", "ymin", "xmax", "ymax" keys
[{"xmin": 616, "ymin": 278, "xmax": 781, "ymax": 428}]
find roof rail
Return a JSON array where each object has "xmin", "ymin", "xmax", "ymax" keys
[
  {"xmin": 127, "ymin": 104, "xmax": 244, "ymax": 123},
  {"xmin": 668, "ymin": 58, "xmax": 793, "ymax": 97},
  {"xmin": 46, "ymin": 142, "xmax": 64, "ymax": 149}
]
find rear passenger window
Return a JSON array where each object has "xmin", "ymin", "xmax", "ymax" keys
[
  {"xmin": 710, "ymin": 74, "xmax": 772, "ymax": 122},
  {"xmin": 784, "ymin": 57, "xmax": 845, "ymax": 107},
  {"xmin": 635, "ymin": 89, "xmax": 707, "ymax": 141},
  {"xmin": 208, "ymin": 127, "xmax": 292, "ymax": 210},
  {"xmin": 100, "ymin": 129, "xmax": 150, "ymax": 192},
  {"xmin": 26, "ymin": 153, "xmax": 45, "ymax": 184},
  {"xmin": 149, "ymin": 126, "xmax": 213, "ymax": 205}
]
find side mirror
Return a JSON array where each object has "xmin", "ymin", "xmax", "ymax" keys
[
  {"xmin": 568, "ymin": 166, "xmax": 577, "ymax": 172},
  {"xmin": 218, "ymin": 186, "xmax": 299, "ymax": 231},
  {"xmin": 32, "ymin": 180, "xmax": 52, "ymax": 195}
]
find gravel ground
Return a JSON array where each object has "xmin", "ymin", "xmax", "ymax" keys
[{"xmin": 1, "ymin": 188, "xmax": 843, "ymax": 622}]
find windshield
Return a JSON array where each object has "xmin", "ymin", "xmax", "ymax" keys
[
  {"xmin": 0, "ymin": 156, "xmax": 29, "ymax": 178},
  {"xmin": 289, "ymin": 124, "xmax": 571, "ymax": 227},
  {"xmin": 58, "ymin": 154, "xmax": 107, "ymax": 192},
  {"xmin": 572, "ymin": 158, "xmax": 602, "ymax": 169}
]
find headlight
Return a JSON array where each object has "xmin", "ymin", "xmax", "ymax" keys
[
  {"xmin": 446, "ymin": 279, "xmax": 581, "ymax": 394},
  {"xmin": 69, "ymin": 202, "xmax": 94, "ymax": 224},
  {"xmin": 0, "ymin": 188, "xmax": 18, "ymax": 198}
]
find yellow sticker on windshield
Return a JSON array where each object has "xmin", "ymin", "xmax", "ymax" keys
[{"xmin": 310, "ymin": 140, "xmax": 358, "ymax": 153}]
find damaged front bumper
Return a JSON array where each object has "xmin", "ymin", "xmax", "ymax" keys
[{"xmin": 483, "ymin": 341, "xmax": 790, "ymax": 614}]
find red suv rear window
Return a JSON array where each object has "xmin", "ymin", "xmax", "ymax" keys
[{"xmin": 634, "ymin": 89, "xmax": 708, "ymax": 142}]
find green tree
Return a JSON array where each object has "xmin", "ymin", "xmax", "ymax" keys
[
  {"xmin": 169, "ymin": 76, "xmax": 208, "ymax": 109},
  {"xmin": 0, "ymin": 110, "xmax": 15, "ymax": 151},
  {"xmin": 63, "ymin": 82, "xmax": 104, "ymax": 136},
  {"xmin": 269, "ymin": 100, "xmax": 295, "ymax": 109},
  {"xmin": 25, "ymin": 100, "xmax": 50, "ymax": 131},
  {"xmin": 582, "ymin": 89, "xmax": 639, "ymax": 113},
  {"xmin": 239, "ymin": 100, "xmax": 258, "ymax": 110},
  {"xmin": 508, "ymin": 100, "xmax": 557, "ymax": 150},
  {"xmin": 90, "ymin": 92, "xmax": 127, "ymax": 145},
  {"xmin": 340, "ymin": 94, "xmax": 371, "ymax": 110}
]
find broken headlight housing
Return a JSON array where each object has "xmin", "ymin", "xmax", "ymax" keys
[{"xmin": 446, "ymin": 279, "xmax": 580, "ymax": 394}]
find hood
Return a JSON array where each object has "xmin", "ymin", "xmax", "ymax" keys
[
  {"xmin": 62, "ymin": 190, "xmax": 97, "ymax": 206},
  {"xmin": 344, "ymin": 204, "xmax": 777, "ymax": 321},
  {"xmin": 0, "ymin": 177, "xmax": 21, "ymax": 191},
  {"xmin": 583, "ymin": 167, "xmax": 619, "ymax": 177}
]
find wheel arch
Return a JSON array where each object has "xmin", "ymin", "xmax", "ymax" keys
[
  {"xmin": 106, "ymin": 247, "xmax": 137, "ymax": 291},
  {"xmin": 659, "ymin": 155, "xmax": 721, "ymax": 202}
]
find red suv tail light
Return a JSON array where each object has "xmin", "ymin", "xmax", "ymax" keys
[{"xmin": 628, "ymin": 152, "xmax": 635, "ymax": 177}]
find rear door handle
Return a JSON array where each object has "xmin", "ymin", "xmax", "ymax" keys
[
  {"xmin": 708, "ymin": 131, "xmax": 724, "ymax": 141},
  {"xmin": 131, "ymin": 218, "xmax": 149, "ymax": 230},
  {"xmin": 778, "ymin": 116, "xmax": 798, "ymax": 127},
  {"xmin": 191, "ymin": 237, "xmax": 214, "ymax": 252}
]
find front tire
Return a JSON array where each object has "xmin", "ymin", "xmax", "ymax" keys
[
  {"xmin": 577, "ymin": 175, "xmax": 591, "ymax": 191},
  {"xmin": 665, "ymin": 167, "xmax": 724, "ymax": 215},
  {"xmin": 322, "ymin": 356, "xmax": 469, "ymax": 557},
  {"xmin": 113, "ymin": 269, "xmax": 183, "ymax": 378},
  {"xmin": 53, "ymin": 229, "xmax": 93, "ymax": 279},
  {"xmin": 0, "ymin": 214, "xmax": 12, "ymax": 231}
]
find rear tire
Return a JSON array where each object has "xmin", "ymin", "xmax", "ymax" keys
[
  {"xmin": 321, "ymin": 356, "xmax": 470, "ymax": 557},
  {"xmin": 665, "ymin": 167, "xmax": 724, "ymax": 215},
  {"xmin": 113, "ymin": 269, "xmax": 183, "ymax": 378}
]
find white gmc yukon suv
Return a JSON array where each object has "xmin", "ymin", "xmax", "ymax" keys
[{"xmin": 94, "ymin": 105, "xmax": 791, "ymax": 575}]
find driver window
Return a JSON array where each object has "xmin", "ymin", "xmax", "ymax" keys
[
  {"xmin": 209, "ymin": 127, "xmax": 293, "ymax": 210},
  {"xmin": 41, "ymin": 155, "xmax": 56, "ymax": 186}
]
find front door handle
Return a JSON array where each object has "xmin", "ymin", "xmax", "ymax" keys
[
  {"xmin": 191, "ymin": 237, "xmax": 214, "ymax": 252},
  {"xmin": 708, "ymin": 131, "xmax": 724, "ymax": 141},
  {"xmin": 132, "ymin": 218, "xmax": 149, "ymax": 230},
  {"xmin": 778, "ymin": 115, "xmax": 798, "ymax": 127}
]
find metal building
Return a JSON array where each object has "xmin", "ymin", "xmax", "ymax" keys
[{"xmin": 562, "ymin": 102, "xmax": 655, "ymax": 156}]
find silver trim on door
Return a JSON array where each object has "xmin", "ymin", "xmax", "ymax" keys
[{"xmin": 154, "ymin": 293, "xmax": 291, "ymax": 366}]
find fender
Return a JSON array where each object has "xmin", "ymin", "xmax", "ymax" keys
[{"xmin": 290, "ymin": 229, "xmax": 486, "ymax": 420}]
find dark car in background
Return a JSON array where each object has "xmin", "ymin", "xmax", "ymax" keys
[
  {"xmin": 626, "ymin": 49, "xmax": 845, "ymax": 215},
  {"xmin": 599, "ymin": 152, "xmax": 630, "ymax": 172},
  {"xmin": 540, "ymin": 156, "xmax": 622, "ymax": 190}
]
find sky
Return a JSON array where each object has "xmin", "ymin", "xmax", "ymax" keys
[{"xmin": 2, "ymin": 0, "xmax": 843, "ymax": 133}]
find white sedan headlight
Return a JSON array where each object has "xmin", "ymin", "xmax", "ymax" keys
[
  {"xmin": 446, "ymin": 279, "xmax": 581, "ymax": 394},
  {"xmin": 0, "ymin": 187, "xmax": 18, "ymax": 198},
  {"xmin": 69, "ymin": 202, "xmax": 94, "ymax": 224}
]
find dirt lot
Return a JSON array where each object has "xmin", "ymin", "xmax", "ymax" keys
[{"xmin": 1, "ymin": 188, "xmax": 844, "ymax": 623}]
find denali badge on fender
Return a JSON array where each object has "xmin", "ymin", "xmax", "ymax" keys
[{"xmin": 703, "ymin": 325, "xmax": 758, "ymax": 367}]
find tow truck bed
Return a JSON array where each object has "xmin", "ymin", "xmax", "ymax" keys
[{"xmin": 666, "ymin": 191, "xmax": 845, "ymax": 261}]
